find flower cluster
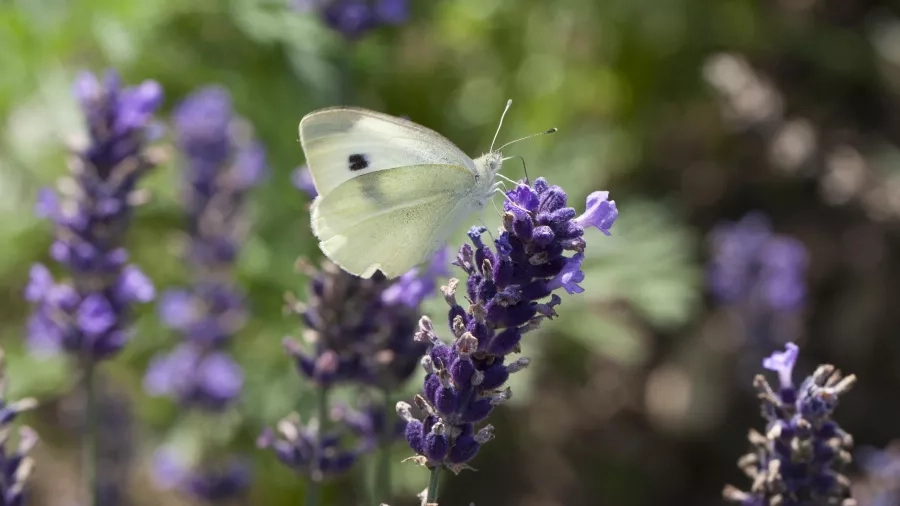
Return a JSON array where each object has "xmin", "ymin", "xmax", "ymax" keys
[
  {"xmin": 26, "ymin": 70, "xmax": 162, "ymax": 360},
  {"xmin": 396, "ymin": 177, "xmax": 618, "ymax": 472},
  {"xmin": 283, "ymin": 254, "xmax": 445, "ymax": 391},
  {"xmin": 144, "ymin": 86, "xmax": 264, "ymax": 502},
  {"xmin": 153, "ymin": 448, "xmax": 251, "ymax": 503},
  {"xmin": 145, "ymin": 86, "xmax": 264, "ymax": 410},
  {"xmin": 0, "ymin": 348, "xmax": 39, "ymax": 505},
  {"xmin": 724, "ymin": 343, "xmax": 857, "ymax": 506},
  {"xmin": 257, "ymin": 404, "xmax": 394, "ymax": 480},
  {"xmin": 292, "ymin": 0, "xmax": 408, "ymax": 39},
  {"xmin": 854, "ymin": 443, "xmax": 900, "ymax": 506},
  {"xmin": 144, "ymin": 283, "xmax": 246, "ymax": 410},
  {"xmin": 707, "ymin": 213, "xmax": 808, "ymax": 341}
]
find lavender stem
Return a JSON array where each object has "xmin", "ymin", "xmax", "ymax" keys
[
  {"xmin": 306, "ymin": 385, "xmax": 330, "ymax": 506},
  {"xmin": 426, "ymin": 466, "xmax": 440, "ymax": 504},
  {"xmin": 83, "ymin": 359, "xmax": 98, "ymax": 506},
  {"xmin": 375, "ymin": 389, "xmax": 393, "ymax": 502}
]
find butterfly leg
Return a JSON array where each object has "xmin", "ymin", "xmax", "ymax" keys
[{"xmin": 495, "ymin": 173, "xmax": 521, "ymax": 186}]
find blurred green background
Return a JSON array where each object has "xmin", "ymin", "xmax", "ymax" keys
[{"xmin": 1, "ymin": 0, "xmax": 898, "ymax": 505}]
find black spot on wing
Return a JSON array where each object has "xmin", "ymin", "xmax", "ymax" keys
[{"xmin": 348, "ymin": 153, "xmax": 369, "ymax": 171}]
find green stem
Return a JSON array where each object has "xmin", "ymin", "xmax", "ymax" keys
[
  {"xmin": 305, "ymin": 386, "xmax": 330, "ymax": 506},
  {"xmin": 82, "ymin": 359, "xmax": 98, "ymax": 506},
  {"xmin": 374, "ymin": 390, "xmax": 393, "ymax": 503},
  {"xmin": 426, "ymin": 466, "xmax": 441, "ymax": 504}
]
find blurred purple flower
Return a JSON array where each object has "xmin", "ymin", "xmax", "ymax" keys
[
  {"xmin": 153, "ymin": 447, "xmax": 251, "ymax": 503},
  {"xmin": 292, "ymin": 0, "xmax": 409, "ymax": 39},
  {"xmin": 292, "ymin": 165, "xmax": 317, "ymax": 198},
  {"xmin": 724, "ymin": 343, "xmax": 856, "ymax": 506},
  {"xmin": 25, "ymin": 69, "xmax": 162, "ymax": 360},
  {"xmin": 398, "ymin": 177, "xmax": 617, "ymax": 472},
  {"xmin": 145, "ymin": 85, "xmax": 263, "ymax": 502},
  {"xmin": 381, "ymin": 248, "xmax": 449, "ymax": 307},
  {"xmin": 707, "ymin": 212, "xmax": 808, "ymax": 351},
  {"xmin": 257, "ymin": 414, "xmax": 359, "ymax": 480},
  {"xmin": 0, "ymin": 348, "xmax": 39, "ymax": 505},
  {"xmin": 173, "ymin": 86, "xmax": 267, "ymax": 270},
  {"xmin": 144, "ymin": 344, "xmax": 243, "ymax": 411},
  {"xmin": 856, "ymin": 444, "xmax": 900, "ymax": 506},
  {"xmin": 708, "ymin": 212, "xmax": 808, "ymax": 310},
  {"xmin": 145, "ymin": 86, "xmax": 262, "ymax": 409}
]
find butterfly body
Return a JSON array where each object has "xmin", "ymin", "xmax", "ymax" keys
[{"xmin": 300, "ymin": 107, "xmax": 504, "ymax": 279}]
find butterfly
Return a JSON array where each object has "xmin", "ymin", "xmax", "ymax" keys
[{"xmin": 299, "ymin": 100, "xmax": 554, "ymax": 279}]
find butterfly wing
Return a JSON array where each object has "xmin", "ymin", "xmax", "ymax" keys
[
  {"xmin": 311, "ymin": 164, "xmax": 479, "ymax": 278},
  {"xmin": 299, "ymin": 107, "xmax": 477, "ymax": 197}
]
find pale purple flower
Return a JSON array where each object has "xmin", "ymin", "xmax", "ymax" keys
[
  {"xmin": 547, "ymin": 253, "xmax": 586, "ymax": 294},
  {"xmin": 762, "ymin": 341, "xmax": 799, "ymax": 389},
  {"xmin": 157, "ymin": 290, "xmax": 196, "ymax": 330},
  {"xmin": 574, "ymin": 191, "xmax": 618, "ymax": 235}
]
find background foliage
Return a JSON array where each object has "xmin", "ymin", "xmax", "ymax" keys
[{"xmin": 1, "ymin": 0, "xmax": 897, "ymax": 504}]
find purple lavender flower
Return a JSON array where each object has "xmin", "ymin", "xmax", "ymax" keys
[
  {"xmin": 283, "ymin": 254, "xmax": 445, "ymax": 390},
  {"xmin": 292, "ymin": 165, "xmax": 318, "ymax": 198},
  {"xmin": 331, "ymin": 401, "xmax": 406, "ymax": 453},
  {"xmin": 707, "ymin": 212, "xmax": 808, "ymax": 351},
  {"xmin": 0, "ymin": 348, "xmax": 39, "ymax": 506},
  {"xmin": 381, "ymin": 248, "xmax": 449, "ymax": 307},
  {"xmin": 145, "ymin": 86, "xmax": 262, "ymax": 409},
  {"xmin": 144, "ymin": 344, "xmax": 243, "ymax": 410},
  {"xmin": 257, "ymin": 406, "xmax": 383, "ymax": 480},
  {"xmin": 292, "ymin": 0, "xmax": 409, "ymax": 39},
  {"xmin": 855, "ymin": 444, "xmax": 900, "ymax": 506},
  {"xmin": 25, "ymin": 70, "xmax": 162, "ymax": 360},
  {"xmin": 396, "ymin": 177, "xmax": 617, "ymax": 474},
  {"xmin": 262, "ymin": 252, "xmax": 447, "ymax": 483},
  {"xmin": 173, "ymin": 86, "xmax": 266, "ymax": 270},
  {"xmin": 708, "ymin": 212, "xmax": 808, "ymax": 311},
  {"xmin": 145, "ymin": 86, "xmax": 264, "ymax": 502},
  {"xmin": 724, "ymin": 343, "xmax": 856, "ymax": 506},
  {"xmin": 153, "ymin": 447, "xmax": 251, "ymax": 503}
]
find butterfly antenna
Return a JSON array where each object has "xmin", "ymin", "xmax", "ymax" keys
[
  {"xmin": 500, "ymin": 155, "xmax": 530, "ymax": 185},
  {"xmin": 490, "ymin": 99, "xmax": 514, "ymax": 153},
  {"xmin": 496, "ymin": 128, "xmax": 558, "ymax": 153}
]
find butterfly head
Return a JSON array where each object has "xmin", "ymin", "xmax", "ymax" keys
[{"xmin": 482, "ymin": 151, "xmax": 504, "ymax": 174}]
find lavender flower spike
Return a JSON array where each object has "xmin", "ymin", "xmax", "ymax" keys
[
  {"xmin": 292, "ymin": 0, "xmax": 409, "ymax": 39},
  {"xmin": 282, "ymin": 258, "xmax": 436, "ymax": 390},
  {"xmin": 399, "ymin": 177, "xmax": 617, "ymax": 474},
  {"xmin": 1, "ymin": 348, "xmax": 40, "ymax": 505},
  {"xmin": 26, "ymin": 70, "xmax": 162, "ymax": 360},
  {"xmin": 724, "ymin": 343, "xmax": 857, "ymax": 506},
  {"xmin": 144, "ymin": 86, "xmax": 264, "ymax": 503}
]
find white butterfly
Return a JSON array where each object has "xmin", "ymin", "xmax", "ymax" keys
[{"xmin": 300, "ymin": 100, "xmax": 552, "ymax": 279}]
